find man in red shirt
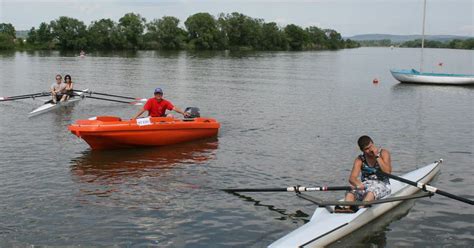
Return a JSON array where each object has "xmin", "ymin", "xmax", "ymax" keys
[{"xmin": 132, "ymin": 88, "xmax": 189, "ymax": 119}]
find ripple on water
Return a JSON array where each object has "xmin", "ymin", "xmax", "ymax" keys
[{"xmin": 0, "ymin": 49, "xmax": 473, "ymax": 246}]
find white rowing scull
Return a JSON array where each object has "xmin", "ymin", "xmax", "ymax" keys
[
  {"xmin": 28, "ymin": 89, "xmax": 89, "ymax": 117},
  {"xmin": 268, "ymin": 159, "xmax": 443, "ymax": 247}
]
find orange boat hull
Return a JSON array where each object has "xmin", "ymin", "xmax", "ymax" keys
[{"xmin": 68, "ymin": 116, "xmax": 220, "ymax": 150}]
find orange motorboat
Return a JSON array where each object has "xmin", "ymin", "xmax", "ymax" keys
[{"xmin": 68, "ymin": 116, "xmax": 220, "ymax": 150}]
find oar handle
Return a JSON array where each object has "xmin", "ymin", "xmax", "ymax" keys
[{"xmin": 376, "ymin": 167, "xmax": 473, "ymax": 205}]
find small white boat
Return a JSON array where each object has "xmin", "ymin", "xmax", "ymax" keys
[
  {"xmin": 28, "ymin": 89, "xmax": 88, "ymax": 117},
  {"xmin": 269, "ymin": 160, "xmax": 442, "ymax": 247},
  {"xmin": 391, "ymin": 69, "xmax": 474, "ymax": 85},
  {"xmin": 390, "ymin": 0, "xmax": 474, "ymax": 86}
]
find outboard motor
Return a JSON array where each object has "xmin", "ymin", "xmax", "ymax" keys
[{"xmin": 184, "ymin": 107, "xmax": 200, "ymax": 118}]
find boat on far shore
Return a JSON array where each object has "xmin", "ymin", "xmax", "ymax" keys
[{"xmin": 390, "ymin": 69, "xmax": 474, "ymax": 85}]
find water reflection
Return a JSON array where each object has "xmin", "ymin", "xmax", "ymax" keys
[
  {"xmin": 71, "ymin": 139, "xmax": 218, "ymax": 184},
  {"xmin": 69, "ymin": 139, "xmax": 218, "ymax": 209},
  {"xmin": 391, "ymin": 82, "xmax": 474, "ymax": 91},
  {"xmin": 0, "ymin": 50, "xmax": 15, "ymax": 57}
]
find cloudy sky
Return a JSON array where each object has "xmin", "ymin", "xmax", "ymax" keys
[{"xmin": 0, "ymin": 0, "xmax": 472, "ymax": 37}]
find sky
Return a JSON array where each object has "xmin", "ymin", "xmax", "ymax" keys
[{"xmin": 0, "ymin": 0, "xmax": 472, "ymax": 37}]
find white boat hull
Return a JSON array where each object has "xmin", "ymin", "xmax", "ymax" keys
[
  {"xmin": 269, "ymin": 160, "xmax": 442, "ymax": 248},
  {"xmin": 28, "ymin": 89, "xmax": 88, "ymax": 117},
  {"xmin": 391, "ymin": 69, "xmax": 474, "ymax": 85}
]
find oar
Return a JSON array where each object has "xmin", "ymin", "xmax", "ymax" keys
[
  {"xmin": 84, "ymin": 95, "xmax": 144, "ymax": 105},
  {"xmin": 223, "ymin": 186, "xmax": 352, "ymax": 193},
  {"xmin": 363, "ymin": 165, "xmax": 474, "ymax": 205},
  {"xmin": 76, "ymin": 90, "xmax": 147, "ymax": 101},
  {"xmin": 0, "ymin": 92, "xmax": 49, "ymax": 101}
]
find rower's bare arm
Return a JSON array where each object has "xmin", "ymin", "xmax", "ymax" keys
[
  {"xmin": 173, "ymin": 107, "xmax": 189, "ymax": 116},
  {"xmin": 377, "ymin": 149, "xmax": 392, "ymax": 173},
  {"xmin": 349, "ymin": 158, "xmax": 363, "ymax": 188}
]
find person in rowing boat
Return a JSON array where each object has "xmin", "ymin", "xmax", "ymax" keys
[
  {"xmin": 132, "ymin": 87, "xmax": 190, "ymax": 119},
  {"xmin": 337, "ymin": 135, "xmax": 392, "ymax": 212},
  {"xmin": 50, "ymin": 74, "xmax": 67, "ymax": 104},
  {"xmin": 60, "ymin": 74, "xmax": 74, "ymax": 102}
]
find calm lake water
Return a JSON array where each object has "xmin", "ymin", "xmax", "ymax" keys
[{"xmin": 0, "ymin": 47, "xmax": 472, "ymax": 247}]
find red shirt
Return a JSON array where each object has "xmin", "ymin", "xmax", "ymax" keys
[{"xmin": 144, "ymin": 98, "xmax": 174, "ymax": 117}]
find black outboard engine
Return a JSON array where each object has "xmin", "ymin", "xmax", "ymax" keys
[{"xmin": 184, "ymin": 107, "xmax": 200, "ymax": 118}]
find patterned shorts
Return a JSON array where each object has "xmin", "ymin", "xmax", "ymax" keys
[{"xmin": 349, "ymin": 180, "xmax": 391, "ymax": 200}]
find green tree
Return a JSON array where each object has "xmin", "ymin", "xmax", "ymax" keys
[
  {"xmin": 50, "ymin": 16, "xmax": 87, "ymax": 50},
  {"xmin": 88, "ymin": 18, "xmax": 124, "ymax": 50},
  {"xmin": 447, "ymin": 39, "xmax": 463, "ymax": 49},
  {"xmin": 324, "ymin": 29, "xmax": 344, "ymax": 49},
  {"xmin": 36, "ymin": 22, "xmax": 54, "ymax": 44},
  {"xmin": 118, "ymin": 13, "xmax": 146, "ymax": 49},
  {"xmin": 0, "ymin": 23, "xmax": 16, "ymax": 50},
  {"xmin": 0, "ymin": 33, "xmax": 15, "ymax": 50},
  {"xmin": 344, "ymin": 39, "xmax": 360, "ymax": 48},
  {"xmin": 185, "ymin": 13, "xmax": 222, "ymax": 50},
  {"xmin": 306, "ymin": 26, "xmax": 327, "ymax": 49},
  {"xmin": 462, "ymin": 38, "xmax": 474, "ymax": 49},
  {"xmin": 218, "ymin": 12, "xmax": 263, "ymax": 50},
  {"xmin": 26, "ymin": 22, "xmax": 54, "ymax": 49},
  {"xmin": 284, "ymin": 24, "xmax": 307, "ymax": 50},
  {"xmin": 146, "ymin": 16, "xmax": 185, "ymax": 50},
  {"xmin": 260, "ymin": 22, "xmax": 287, "ymax": 50},
  {"xmin": 0, "ymin": 23, "xmax": 16, "ymax": 38}
]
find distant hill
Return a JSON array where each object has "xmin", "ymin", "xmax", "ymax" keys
[{"xmin": 346, "ymin": 34, "xmax": 472, "ymax": 42}]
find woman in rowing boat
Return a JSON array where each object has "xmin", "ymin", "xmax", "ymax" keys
[
  {"xmin": 338, "ymin": 135, "xmax": 392, "ymax": 212},
  {"xmin": 60, "ymin": 74, "xmax": 74, "ymax": 102}
]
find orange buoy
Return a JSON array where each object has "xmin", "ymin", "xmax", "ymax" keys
[{"xmin": 373, "ymin": 78, "xmax": 379, "ymax": 84}]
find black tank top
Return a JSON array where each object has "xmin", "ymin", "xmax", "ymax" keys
[{"xmin": 359, "ymin": 151, "xmax": 390, "ymax": 184}]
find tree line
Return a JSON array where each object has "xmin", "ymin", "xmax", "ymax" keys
[
  {"xmin": 400, "ymin": 39, "xmax": 474, "ymax": 49},
  {"xmin": 358, "ymin": 38, "xmax": 474, "ymax": 49},
  {"xmin": 0, "ymin": 12, "xmax": 360, "ymax": 52}
]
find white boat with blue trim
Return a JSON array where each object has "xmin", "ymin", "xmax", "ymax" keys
[
  {"xmin": 391, "ymin": 69, "xmax": 474, "ymax": 85},
  {"xmin": 269, "ymin": 160, "xmax": 442, "ymax": 248},
  {"xmin": 390, "ymin": 0, "xmax": 474, "ymax": 86}
]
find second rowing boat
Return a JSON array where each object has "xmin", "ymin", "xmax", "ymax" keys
[{"xmin": 269, "ymin": 159, "xmax": 442, "ymax": 247}]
